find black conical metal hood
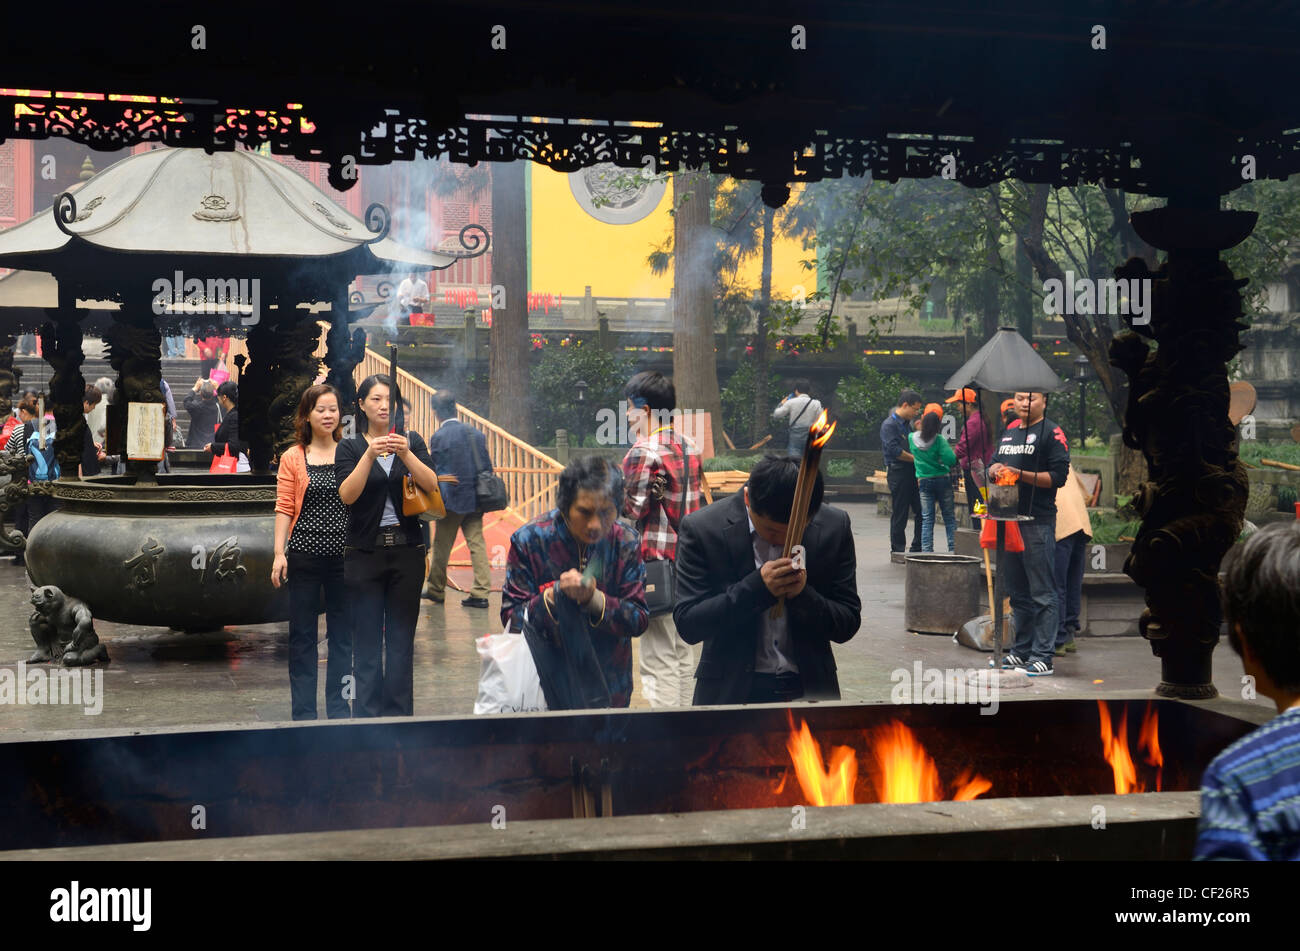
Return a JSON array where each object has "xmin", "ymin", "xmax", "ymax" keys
[{"xmin": 944, "ymin": 327, "xmax": 1063, "ymax": 393}]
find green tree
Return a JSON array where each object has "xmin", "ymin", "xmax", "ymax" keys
[
  {"xmin": 647, "ymin": 175, "xmax": 818, "ymax": 444},
  {"xmin": 422, "ymin": 159, "xmax": 533, "ymax": 441},
  {"xmin": 664, "ymin": 170, "xmax": 726, "ymax": 446},
  {"xmin": 529, "ymin": 343, "xmax": 634, "ymax": 448},
  {"xmin": 800, "ymin": 175, "xmax": 1001, "ymax": 338},
  {"xmin": 710, "ymin": 180, "xmax": 818, "ymax": 442},
  {"xmin": 833, "ymin": 359, "xmax": 922, "ymax": 450},
  {"xmin": 720, "ymin": 360, "xmax": 787, "ymax": 447}
]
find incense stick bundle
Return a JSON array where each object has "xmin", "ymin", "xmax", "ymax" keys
[{"xmin": 770, "ymin": 412, "xmax": 835, "ymax": 619}]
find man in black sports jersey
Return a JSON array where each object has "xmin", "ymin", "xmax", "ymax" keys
[{"xmin": 987, "ymin": 391, "xmax": 1070, "ymax": 676}]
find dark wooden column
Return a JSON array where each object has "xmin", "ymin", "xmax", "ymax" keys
[
  {"xmin": 103, "ymin": 285, "xmax": 164, "ymax": 483},
  {"xmin": 324, "ymin": 285, "xmax": 364, "ymax": 430},
  {"xmin": 0, "ymin": 328, "xmax": 26, "ymax": 551},
  {"xmin": 241, "ymin": 318, "xmax": 274, "ymax": 473},
  {"xmin": 269, "ymin": 307, "xmax": 323, "ymax": 461},
  {"xmin": 39, "ymin": 279, "xmax": 88, "ymax": 479},
  {"xmin": 1109, "ymin": 198, "xmax": 1254, "ymax": 699},
  {"xmin": 240, "ymin": 288, "xmax": 323, "ymax": 471},
  {"xmin": 0, "ymin": 330, "xmax": 20, "ymax": 417}
]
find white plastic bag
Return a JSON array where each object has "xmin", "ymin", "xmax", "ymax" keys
[{"xmin": 474, "ymin": 616, "xmax": 547, "ymax": 714}]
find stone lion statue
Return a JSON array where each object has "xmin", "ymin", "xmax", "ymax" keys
[{"xmin": 28, "ymin": 584, "xmax": 109, "ymax": 667}]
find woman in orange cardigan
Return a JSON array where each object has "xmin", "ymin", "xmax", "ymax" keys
[{"xmin": 273, "ymin": 384, "xmax": 351, "ymax": 719}]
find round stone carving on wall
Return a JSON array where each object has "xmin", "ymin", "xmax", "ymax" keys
[{"xmin": 568, "ymin": 163, "xmax": 667, "ymax": 225}]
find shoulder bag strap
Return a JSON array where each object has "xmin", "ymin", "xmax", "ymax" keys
[
  {"xmin": 467, "ymin": 423, "xmax": 486, "ymax": 474},
  {"xmin": 672, "ymin": 434, "xmax": 690, "ymax": 530},
  {"xmin": 789, "ymin": 396, "xmax": 814, "ymax": 430}
]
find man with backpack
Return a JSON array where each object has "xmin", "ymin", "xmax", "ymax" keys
[
  {"xmin": 424, "ymin": 389, "xmax": 494, "ymax": 609},
  {"xmin": 5, "ymin": 395, "xmax": 58, "ymax": 566},
  {"xmin": 772, "ymin": 379, "xmax": 823, "ymax": 456}
]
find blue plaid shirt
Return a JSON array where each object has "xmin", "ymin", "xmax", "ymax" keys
[{"xmin": 1196, "ymin": 707, "xmax": 1300, "ymax": 860}]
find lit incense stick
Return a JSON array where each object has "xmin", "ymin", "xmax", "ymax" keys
[{"xmin": 771, "ymin": 411, "xmax": 836, "ymax": 619}]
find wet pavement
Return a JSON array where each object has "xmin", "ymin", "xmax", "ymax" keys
[{"xmin": 0, "ymin": 502, "xmax": 1274, "ymax": 735}]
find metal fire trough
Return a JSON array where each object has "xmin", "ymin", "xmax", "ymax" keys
[{"xmin": 0, "ymin": 699, "xmax": 1257, "ymax": 860}]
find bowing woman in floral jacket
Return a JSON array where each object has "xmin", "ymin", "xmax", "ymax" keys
[{"xmin": 502, "ymin": 456, "xmax": 649, "ymax": 708}]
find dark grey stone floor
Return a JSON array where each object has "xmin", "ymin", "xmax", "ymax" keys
[{"xmin": 0, "ymin": 502, "xmax": 1274, "ymax": 735}]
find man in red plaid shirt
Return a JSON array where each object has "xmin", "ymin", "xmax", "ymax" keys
[{"xmin": 621, "ymin": 371, "xmax": 704, "ymax": 707}]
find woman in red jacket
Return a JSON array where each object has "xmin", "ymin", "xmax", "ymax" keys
[{"xmin": 272, "ymin": 384, "xmax": 351, "ymax": 720}]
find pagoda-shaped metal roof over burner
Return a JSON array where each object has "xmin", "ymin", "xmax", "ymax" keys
[{"xmin": 0, "ymin": 146, "xmax": 481, "ymax": 278}]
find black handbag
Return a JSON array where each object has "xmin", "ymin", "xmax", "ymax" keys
[
  {"xmin": 644, "ymin": 440, "xmax": 691, "ymax": 618},
  {"xmin": 522, "ymin": 596, "xmax": 612, "ymax": 711},
  {"xmin": 469, "ymin": 428, "xmax": 509, "ymax": 512}
]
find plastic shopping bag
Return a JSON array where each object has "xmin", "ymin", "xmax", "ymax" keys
[
  {"xmin": 474, "ymin": 621, "xmax": 548, "ymax": 714},
  {"xmin": 210, "ymin": 445, "xmax": 238, "ymax": 474},
  {"xmin": 979, "ymin": 517, "xmax": 1024, "ymax": 552}
]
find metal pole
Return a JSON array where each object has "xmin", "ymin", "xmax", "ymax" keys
[
  {"xmin": 1078, "ymin": 377, "xmax": 1086, "ymax": 449},
  {"xmin": 992, "ymin": 520, "xmax": 1005, "ymax": 670}
]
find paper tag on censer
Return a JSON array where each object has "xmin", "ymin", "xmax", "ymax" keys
[{"xmin": 791, "ymin": 545, "xmax": 806, "ymax": 571}]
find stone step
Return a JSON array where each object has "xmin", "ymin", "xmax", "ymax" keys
[{"xmin": 12, "ymin": 355, "xmax": 221, "ymax": 444}]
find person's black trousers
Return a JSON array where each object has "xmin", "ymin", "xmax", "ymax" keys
[
  {"xmin": 344, "ymin": 543, "xmax": 425, "ymax": 717},
  {"xmin": 287, "ymin": 550, "xmax": 352, "ymax": 720},
  {"xmin": 23, "ymin": 494, "xmax": 57, "ymax": 535},
  {"xmin": 886, "ymin": 462, "xmax": 922, "ymax": 553}
]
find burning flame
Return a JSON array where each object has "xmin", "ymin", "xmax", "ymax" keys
[
  {"xmin": 869, "ymin": 721, "xmax": 942, "ymax": 803},
  {"xmin": 785, "ymin": 715, "xmax": 991, "ymax": 806},
  {"xmin": 808, "ymin": 410, "xmax": 836, "ymax": 449},
  {"xmin": 993, "ymin": 467, "xmax": 1019, "ymax": 486},
  {"xmin": 1098, "ymin": 701, "xmax": 1162, "ymax": 794},
  {"xmin": 1139, "ymin": 702, "xmax": 1163, "ymax": 792},
  {"xmin": 786, "ymin": 716, "xmax": 856, "ymax": 806},
  {"xmin": 952, "ymin": 770, "xmax": 994, "ymax": 801}
]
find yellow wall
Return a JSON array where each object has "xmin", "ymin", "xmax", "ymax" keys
[{"xmin": 529, "ymin": 166, "xmax": 815, "ymax": 299}]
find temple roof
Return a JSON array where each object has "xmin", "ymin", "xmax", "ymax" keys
[
  {"xmin": 5, "ymin": 1, "xmax": 1300, "ymax": 197},
  {"xmin": 0, "ymin": 146, "xmax": 463, "ymax": 275}
]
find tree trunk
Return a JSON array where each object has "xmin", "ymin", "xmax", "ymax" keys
[
  {"xmin": 1019, "ymin": 184, "xmax": 1128, "ymax": 426},
  {"xmin": 672, "ymin": 170, "xmax": 724, "ymax": 450},
  {"xmin": 751, "ymin": 205, "xmax": 775, "ymax": 445},
  {"xmin": 1014, "ymin": 234, "xmax": 1034, "ymax": 339},
  {"xmin": 489, "ymin": 160, "xmax": 532, "ymax": 443},
  {"xmin": 1113, "ymin": 434, "xmax": 1148, "ymax": 499},
  {"xmin": 981, "ymin": 190, "xmax": 1002, "ymax": 339}
]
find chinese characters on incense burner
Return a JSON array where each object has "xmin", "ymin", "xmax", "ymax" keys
[{"xmin": 771, "ymin": 410, "xmax": 837, "ymax": 620}]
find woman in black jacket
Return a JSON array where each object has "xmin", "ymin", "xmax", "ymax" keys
[
  {"xmin": 184, "ymin": 379, "xmax": 221, "ymax": 449},
  {"xmin": 204, "ymin": 381, "xmax": 247, "ymax": 466},
  {"xmin": 336, "ymin": 374, "xmax": 440, "ymax": 717}
]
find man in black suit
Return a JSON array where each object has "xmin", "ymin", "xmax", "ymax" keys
[{"xmin": 674, "ymin": 454, "xmax": 861, "ymax": 705}]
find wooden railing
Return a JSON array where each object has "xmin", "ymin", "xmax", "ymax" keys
[{"xmin": 353, "ymin": 347, "xmax": 562, "ymax": 524}]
